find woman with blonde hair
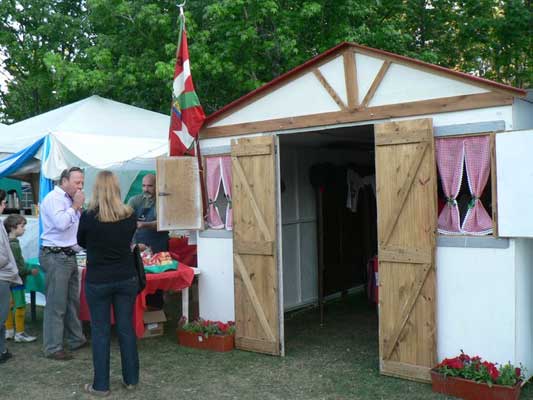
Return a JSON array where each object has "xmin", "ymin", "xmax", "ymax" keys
[{"xmin": 77, "ymin": 170, "xmax": 139, "ymax": 397}]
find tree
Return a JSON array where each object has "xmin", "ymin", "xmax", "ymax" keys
[{"xmin": 0, "ymin": 0, "xmax": 531, "ymax": 123}]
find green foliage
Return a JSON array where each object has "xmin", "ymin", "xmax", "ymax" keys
[{"xmin": 0, "ymin": 0, "xmax": 531, "ymax": 123}]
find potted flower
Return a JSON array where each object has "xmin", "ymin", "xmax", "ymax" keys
[
  {"xmin": 431, "ymin": 351, "xmax": 524, "ymax": 400},
  {"xmin": 176, "ymin": 318, "xmax": 235, "ymax": 352}
]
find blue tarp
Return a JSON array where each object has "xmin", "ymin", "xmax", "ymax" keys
[{"xmin": 0, "ymin": 136, "xmax": 45, "ymax": 179}]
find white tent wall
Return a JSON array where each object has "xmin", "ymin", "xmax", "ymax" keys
[{"xmin": 197, "ymin": 102, "xmax": 533, "ymax": 377}]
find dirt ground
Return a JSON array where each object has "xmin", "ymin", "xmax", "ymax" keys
[{"xmin": 1, "ymin": 291, "xmax": 532, "ymax": 400}]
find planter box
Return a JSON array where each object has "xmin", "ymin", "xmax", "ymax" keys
[
  {"xmin": 176, "ymin": 329, "xmax": 234, "ymax": 352},
  {"xmin": 430, "ymin": 370, "xmax": 522, "ymax": 400}
]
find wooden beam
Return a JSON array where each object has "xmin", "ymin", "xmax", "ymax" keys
[
  {"xmin": 380, "ymin": 142, "xmax": 428, "ymax": 246},
  {"xmin": 490, "ymin": 132, "xmax": 499, "ymax": 237},
  {"xmin": 382, "ymin": 263, "xmax": 432, "ymax": 359},
  {"xmin": 234, "ymin": 239, "xmax": 274, "ymax": 256},
  {"xmin": 380, "ymin": 360, "xmax": 431, "ymax": 383},
  {"xmin": 235, "ymin": 336, "xmax": 278, "ymax": 355},
  {"xmin": 234, "ymin": 254, "xmax": 276, "ymax": 342},
  {"xmin": 313, "ymin": 69, "xmax": 348, "ymax": 111},
  {"xmin": 202, "ymin": 92, "xmax": 513, "ymax": 139},
  {"xmin": 361, "ymin": 60, "xmax": 391, "ymax": 108},
  {"xmin": 379, "ymin": 246, "xmax": 432, "ymax": 264},
  {"xmin": 343, "ymin": 50, "xmax": 358, "ymax": 110},
  {"xmin": 231, "ymin": 155, "xmax": 272, "ymax": 242}
]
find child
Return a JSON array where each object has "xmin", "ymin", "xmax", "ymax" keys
[{"xmin": 4, "ymin": 214, "xmax": 38, "ymax": 343}]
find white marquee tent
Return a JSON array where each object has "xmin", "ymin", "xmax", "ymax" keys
[{"xmin": 0, "ymin": 95, "xmax": 171, "ymax": 198}]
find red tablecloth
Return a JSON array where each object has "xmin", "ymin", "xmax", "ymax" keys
[
  {"xmin": 169, "ymin": 237, "xmax": 197, "ymax": 267},
  {"xmin": 79, "ymin": 265, "xmax": 195, "ymax": 338}
]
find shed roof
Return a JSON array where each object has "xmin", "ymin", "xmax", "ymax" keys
[{"xmin": 205, "ymin": 42, "xmax": 526, "ymax": 132}]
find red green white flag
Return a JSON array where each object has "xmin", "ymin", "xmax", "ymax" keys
[{"xmin": 168, "ymin": 12, "xmax": 205, "ymax": 156}]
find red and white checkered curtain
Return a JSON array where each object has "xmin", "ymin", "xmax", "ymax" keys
[
  {"xmin": 220, "ymin": 156, "xmax": 233, "ymax": 230},
  {"xmin": 436, "ymin": 137, "xmax": 464, "ymax": 234},
  {"xmin": 206, "ymin": 157, "xmax": 224, "ymax": 229},
  {"xmin": 462, "ymin": 136, "xmax": 492, "ymax": 235}
]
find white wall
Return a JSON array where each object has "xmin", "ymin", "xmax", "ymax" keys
[
  {"xmin": 514, "ymin": 238, "xmax": 533, "ymax": 376},
  {"xmin": 436, "ymin": 243, "xmax": 516, "ymax": 365},
  {"xmin": 513, "ymin": 98, "xmax": 533, "ymax": 130},
  {"xmin": 196, "ymin": 234, "xmax": 235, "ymax": 322}
]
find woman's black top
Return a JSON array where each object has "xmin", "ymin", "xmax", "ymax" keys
[{"xmin": 77, "ymin": 210, "xmax": 137, "ymax": 284}]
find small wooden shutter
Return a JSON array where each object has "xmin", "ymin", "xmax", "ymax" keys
[
  {"xmin": 232, "ymin": 135, "xmax": 282, "ymax": 355},
  {"xmin": 496, "ymin": 129, "xmax": 533, "ymax": 237},
  {"xmin": 375, "ymin": 118, "xmax": 437, "ymax": 382},
  {"xmin": 156, "ymin": 156, "xmax": 203, "ymax": 230}
]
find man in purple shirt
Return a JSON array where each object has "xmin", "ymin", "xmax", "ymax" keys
[{"xmin": 40, "ymin": 167, "xmax": 87, "ymax": 360}]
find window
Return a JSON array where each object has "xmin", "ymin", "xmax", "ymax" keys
[
  {"xmin": 436, "ymin": 134, "xmax": 494, "ymax": 236},
  {"xmin": 204, "ymin": 155, "xmax": 232, "ymax": 230}
]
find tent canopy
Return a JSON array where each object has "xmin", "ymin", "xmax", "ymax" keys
[{"xmin": 0, "ymin": 95, "xmax": 170, "ymax": 178}]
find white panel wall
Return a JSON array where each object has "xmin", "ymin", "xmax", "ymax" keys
[
  {"xmin": 437, "ymin": 244, "xmax": 516, "ymax": 365},
  {"xmin": 210, "ymin": 73, "xmax": 340, "ymax": 127},
  {"xmin": 196, "ymin": 234, "xmax": 235, "ymax": 322},
  {"xmin": 370, "ymin": 63, "xmax": 488, "ymax": 107},
  {"xmin": 514, "ymin": 238, "xmax": 533, "ymax": 378},
  {"xmin": 496, "ymin": 129, "xmax": 533, "ymax": 237},
  {"xmin": 318, "ymin": 56, "xmax": 347, "ymax": 105},
  {"xmin": 355, "ymin": 53, "xmax": 384, "ymax": 103},
  {"xmin": 513, "ymin": 98, "xmax": 533, "ymax": 130}
]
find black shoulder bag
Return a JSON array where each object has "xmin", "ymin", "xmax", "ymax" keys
[{"xmin": 133, "ymin": 245, "xmax": 146, "ymax": 293}]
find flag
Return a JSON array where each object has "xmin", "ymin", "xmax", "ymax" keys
[{"xmin": 168, "ymin": 14, "xmax": 205, "ymax": 156}]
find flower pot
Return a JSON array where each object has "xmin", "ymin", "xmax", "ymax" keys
[
  {"xmin": 176, "ymin": 329, "xmax": 235, "ymax": 352},
  {"xmin": 430, "ymin": 370, "xmax": 522, "ymax": 400}
]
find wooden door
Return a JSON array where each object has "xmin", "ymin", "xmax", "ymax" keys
[
  {"xmin": 231, "ymin": 135, "xmax": 282, "ymax": 355},
  {"xmin": 156, "ymin": 156, "xmax": 203, "ymax": 230},
  {"xmin": 375, "ymin": 118, "xmax": 437, "ymax": 382}
]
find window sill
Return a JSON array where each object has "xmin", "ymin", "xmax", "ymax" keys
[
  {"xmin": 198, "ymin": 229, "xmax": 233, "ymax": 239},
  {"xmin": 437, "ymin": 235, "xmax": 509, "ymax": 249}
]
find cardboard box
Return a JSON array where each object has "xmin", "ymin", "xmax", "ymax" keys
[{"xmin": 142, "ymin": 309, "xmax": 167, "ymax": 339}]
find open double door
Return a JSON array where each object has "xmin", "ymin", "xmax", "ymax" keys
[{"xmin": 230, "ymin": 119, "xmax": 439, "ymax": 382}]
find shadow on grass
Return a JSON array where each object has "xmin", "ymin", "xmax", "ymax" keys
[{"xmin": 2, "ymin": 291, "xmax": 532, "ymax": 399}]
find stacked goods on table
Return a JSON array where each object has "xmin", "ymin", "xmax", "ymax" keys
[{"xmin": 141, "ymin": 250, "xmax": 177, "ymax": 273}]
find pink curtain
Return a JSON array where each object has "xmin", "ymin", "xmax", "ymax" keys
[
  {"xmin": 206, "ymin": 157, "xmax": 224, "ymax": 229},
  {"xmin": 462, "ymin": 136, "xmax": 492, "ymax": 235},
  {"xmin": 436, "ymin": 137, "xmax": 464, "ymax": 234},
  {"xmin": 220, "ymin": 156, "xmax": 233, "ymax": 230}
]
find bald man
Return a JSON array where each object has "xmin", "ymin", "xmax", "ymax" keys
[{"xmin": 128, "ymin": 174, "xmax": 169, "ymax": 253}]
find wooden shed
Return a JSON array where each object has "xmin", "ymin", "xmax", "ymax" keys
[{"xmin": 158, "ymin": 42, "xmax": 533, "ymax": 382}]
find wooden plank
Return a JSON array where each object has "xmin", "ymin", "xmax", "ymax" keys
[
  {"xmin": 380, "ymin": 142, "xmax": 428, "ymax": 246},
  {"xmin": 231, "ymin": 135, "xmax": 281, "ymax": 356},
  {"xmin": 156, "ymin": 156, "xmax": 203, "ymax": 230},
  {"xmin": 232, "ymin": 144, "xmax": 272, "ymax": 157},
  {"xmin": 375, "ymin": 127, "xmax": 429, "ymax": 146},
  {"xmin": 376, "ymin": 118, "xmax": 437, "ymax": 381},
  {"xmin": 313, "ymin": 69, "xmax": 348, "ymax": 111},
  {"xmin": 379, "ymin": 246, "xmax": 432, "ymax": 264},
  {"xmin": 383, "ymin": 263, "xmax": 432, "ymax": 359},
  {"xmin": 343, "ymin": 50, "xmax": 358, "ymax": 110},
  {"xmin": 381, "ymin": 360, "xmax": 431, "ymax": 383},
  {"xmin": 235, "ymin": 336, "xmax": 279, "ymax": 355},
  {"xmin": 361, "ymin": 60, "xmax": 391, "ymax": 108},
  {"xmin": 202, "ymin": 92, "xmax": 512, "ymax": 138},
  {"xmin": 234, "ymin": 239, "xmax": 274, "ymax": 256},
  {"xmin": 234, "ymin": 254, "xmax": 276, "ymax": 342},
  {"xmin": 490, "ymin": 133, "xmax": 499, "ymax": 237},
  {"xmin": 232, "ymin": 155, "xmax": 272, "ymax": 242}
]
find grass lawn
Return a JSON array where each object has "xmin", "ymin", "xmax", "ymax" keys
[{"xmin": 2, "ymin": 291, "xmax": 532, "ymax": 399}]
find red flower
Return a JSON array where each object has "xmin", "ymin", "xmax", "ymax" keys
[{"xmin": 515, "ymin": 368, "xmax": 521, "ymax": 378}]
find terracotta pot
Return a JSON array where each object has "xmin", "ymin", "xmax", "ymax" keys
[
  {"xmin": 430, "ymin": 370, "xmax": 522, "ymax": 400},
  {"xmin": 176, "ymin": 329, "xmax": 235, "ymax": 352}
]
